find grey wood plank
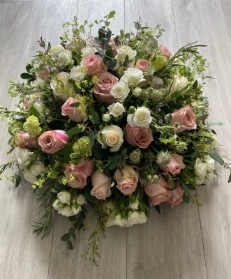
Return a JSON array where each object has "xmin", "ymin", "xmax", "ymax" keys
[
  {"xmin": 172, "ymin": 0, "xmax": 231, "ymax": 278},
  {"xmin": 0, "ymin": 3, "xmax": 54, "ymax": 279},
  {"xmin": 125, "ymin": 1, "xmax": 207, "ymax": 279}
]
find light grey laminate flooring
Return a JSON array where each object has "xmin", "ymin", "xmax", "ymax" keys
[{"xmin": 0, "ymin": 1, "xmax": 231, "ymax": 278}]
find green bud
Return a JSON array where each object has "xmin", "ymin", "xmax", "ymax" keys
[{"xmin": 152, "ymin": 55, "xmax": 167, "ymax": 72}]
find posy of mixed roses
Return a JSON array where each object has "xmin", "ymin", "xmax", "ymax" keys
[{"xmin": 1, "ymin": 11, "xmax": 230, "ymax": 263}]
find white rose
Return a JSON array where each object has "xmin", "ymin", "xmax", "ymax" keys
[
  {"xmin": 194, "ymin": 158, "xmax": 207, "ymax": 185},
  {"xmin": 128, "ymin": 200, "xmax": 139, "ymax": 210},
  {"xmin": 108, "ymin": 102, "xmax": 125, "ymax": 117},
  {"xmin": 110, "ymin": 81, "xmax": 130, "ymax": 102},
  {"xmin": 81, "ymin": 46, "xmax": 95, "ymax": 57},
  {"xmin": 102, "ymin": 113, "xmax": 111, "ymax": 122},
  {"xmin": 205, "ymin": 156, "xmax": 215, "ymax": 174},
  {"xmin": 132, "ymin": 87, "xmax": 142, "ymax": 97},
  {"xmin": 57, "ymin": 205, "xmax": 80, "ymax": 217},
  {"xmin": 121, "ymin": 68, "xmax": 145, "ymax": 87},
  {"xmin": 30, "ymin": 162, "xmax": 45, "ymax": 176},
  {"xmin": 98, "ymin": 125, "xmax": 124, "ymax": 152},
  {"xmin": 70, "ymin": 65, "xmax": 87, "ymax": 81},
  {"xmin": 31, "ymin": 78, "xmax": 45, "ymax": 88},
  {"xmin": 33, "ymin": 100, "xmax": 45, "ymax": 113},
  {"xmin": 57, "ymin": 191, "xmax": 71, "ymax": 205},
  {"xmin": 170, "ymin": 74, "xmax": 189, "ymax": 93},
  {"xmin": 57, "ymin": 49, "xmax": 72, "ymax": 66},
  {"xmin": 115, "ymin": 45, "xmax": 136, "ymax": 67},
  {"xmin": 53, "ymin": 199, "xmax": 63, "ymax": 210},
  {"xmin": 127, "ymin": 107, "xmax": 152, "ymax": 128},
  {"xmin": 48, "ymin": 45, "xmax": 65, "ymax": 54},
  {"xmin": 14, "ymin": 147, "xmax": 33, "ymax": 169},
  {"xmin": 50, "ymin": 72, "xmax": 72, "ymax": 101},
  {"xmin": 127, "ymin": 211, "xmax": 147, "ymax": 225},
  {"xmin": 76, "ymin": 194, "xmax": 86, "ymax": 205},
  {"xmin": 23, "ymin": 169, "xmax": 37, "ymax": 184}
]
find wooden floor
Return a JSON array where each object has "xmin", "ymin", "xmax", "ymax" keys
[{"xmin": 0, "ymin": 0, "xmax": 231, "ymax": 278}]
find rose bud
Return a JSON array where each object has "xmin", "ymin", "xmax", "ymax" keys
[
  {"xmin": 159, "ymin": 154, "xmax": 185, "ymax": 175},
  {"xmin": 38, "ymin": 130, "xmax": 69, "ymax": 154},
  {"xmin": 167, "ymin": 182, "xmax": 184, "ymax": 207}
]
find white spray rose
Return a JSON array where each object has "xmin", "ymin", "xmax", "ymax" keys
[
  {"xmin": 48, "ymin": 45, "xmax": 65, "ymax": 54},
  {"xmin": 194, "ymin": 158, "xmax": 208, "ymax": 185},
  {"xmin": 76, "ymin": 194, "xmax": 86, "ymax": 205},
  {"xmin": 121, "ymin": 68, "xmax": 145, "ymax": 87},
  {"xmin": 128, "ymin": 199, "xmax": 139, "ymax": 210},
  {"xmin": 144, "ymin": 27, "xmax": 159, "ymax": 37},
  {"xmin": 108, "ymin": 102, "xmax": 125, "ymax": 117},
  {"xmin": 127, "ymin": 211, "xmax": 147, "ymax": 225},
  {"xmin": 50, "ymin": 72, "xmax": 72, "ymax": 101},
  {"xmin": 57, "ymin": 49, "xmax": 72, "ymax": 67},
  {"xmin": 70, "ymin": 65, "xmax": 87, "ymax": 81},
  {"xmin": 53, "ymin": 199, "xmax": 63, "ymax": 210},
  {"xmin": 33, "ymin": 100, "xmax": 45, "ymax": 113},
  {"xmin": 115, "ymin": 45, "xmax": 136, "ymax": 67},
  {"xmin": 127, "ymin": 107, "xmax": 152, "ymax": 128},
  {"xmin": 110, "ymin": 81, "xmax": 130, "ymax": 102},
  {"xmin": 23, "ymin": 169, "xmax": 37, "ymax": 184},
  {"xmin": 30, "ymin": 162, "xmax": 45, "ymax": 176},
  {"xmin": 31, "ymin": 78, "xmax": 45, "ymax": 88},
  {"xmin": 14, "ymin": 147, "xmax": 33, "ymax": 169},
  {"xmin": 57, "ymin": 191, "xmax": 72, "ymax": 205},
  {"xmin": 132, "ymin": 87, "xmax": 142, "ymax": 97},
  {"xmin": 98, "ymin": 125, "xmax": 124, "ymax": 152},
  {"xmin": 102, "ymin": 113, "xmax": 111, "ymax": 122},
  {"xmin": 57, "ymin": 205, "xmax": 81, "ymax": 217},
  {"xmin": 205, "ymin": 156, "xmax": 215, "ymax": 174},
  {"xmin": 81, "ymin": 46, "xmax": 95, "ymax": 57},
  {"xmin": 170, "ymin": 74, "xmax": 189, "ymax": 93}
]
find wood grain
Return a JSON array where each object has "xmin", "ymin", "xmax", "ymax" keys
[{"xmin": 0, "ymin": 0, "xmax": 231, "ymax": 278}]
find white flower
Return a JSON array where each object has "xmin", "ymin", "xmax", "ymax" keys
[
  {"xmin": 30, "ymin": 162, "xmax": 45, "ymax": 176},
  {"xmin": 108, "ymin": 102, "xmax": 125, "ymax": 117},
  {"xmin": 33, "ymin": 100, "xmax": 45, "ymax": 113},
  {"xmin": 170, "ymin": 74, "xmax": 189, "ymax": 93},
  {"xmin": 57, "ymin": 205, "xmax": 81, "ymax": 217},
  {"xmin": 70, "ymin": 65, "xmax": 87, "ymax": 81},
  {"xmin": 53, "ymin": 199, "xmax": 62, "ymax": 210},
  {"xmin": 132, "ymin": 87, "xmax": 142, "ymax": 97},
  {"xmin": 14, "ymin": 147, "xmax": 33, "ymax": 169},
  {"xmin": 128, "ymin": 199, "xmax": 139, "ymax": 210},
  {"xmin": 194, "ymin": 158, "xmax": 208, "ymax": 185},
  {"xmin": 57, "ymin": 50, "xmax": 72, "ymax": 67},
  {"xmin": 70, "ymin": 205, "xmax": 82, "ymax": 215},
  {"xmin": 127, "ymin": 211, "xmax": 147, "ymax": 225},
  {"xmin": 127, "ymin": 107, "xmax": 152, "ymax": 128},
  {"xmin": 31, "ymin": 78, "xmax": 45, "ymax": 88},
  {"xmin": 110, "ymin": 81, "xmax": 130, "ymax": 102},
  {"xmin": 121, "ymin": 68, "xmax": 145, "ymax": 87},
  {"xmin": 205, "ymin": 155, "xmax": 215, "ymax": 174},
  {"xmin": 81, "ymin": 46, "xmax": 95, "ymax": 57},
  {"xmin": 57, "ymin": 191, "xmax": 71, "ymax": 205},
  {"xmin": 98, "ymin": 125, "xmax": 124, "ymax": 152},
  {"xmin": 144, "ymin": 27, "xmax": 159, "ymax": 37},
  {"xmin": 114, "ymin": 215, "xmax": 128, "ymax": 227},
  {"xmin": 115, "ymin": 45, "xmax": 136, "ymax": 67},
  {"xmin": 50, "ymin": 72, "xmax": 72, "ymax": 101},
  {"xmin": 76, "ymin": 194, "xmax": 86, "ymax": 205},
  {"xmin": 102, "ymin": 113, "xmax": 111, "ymax": 122},
  {"xmin": 48, "ymin": 45, "xmax": 65, "ymax": 54},
  {"xmin": 23, "ymin": 169, "xmax": 37, "ymax": 184}
]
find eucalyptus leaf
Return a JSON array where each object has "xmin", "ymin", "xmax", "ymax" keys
[
  {"xmin": 67, "ymin": 240, "xmax": 74, "ymax": 250},
  {"xmin": 89, "ymin": 107, "xmax": 99, "ymax": 124},
  {"xmin": 61, "ymin": 233, "xmax": 70, "ymax": 241},
  {"xmin": 15, "ymin": 174, "xmax": 21, "ymax": 188},
  {"xmin": 66, "ymin": 126, "xmax": 83, "ymax": 135},
  {"xmin": 208, "ymin": 152, "xmax": 224, "ymax": 164},
  {"xmin": 69, "ymin": 102, "xmax": 80, "ymax": 107},
  {"xmin": 207, "ymin": 122, "xmax": 223, "ymax": 126},
  {"xmin": 228, "ymin": 173, "xmax": 231, "ymax": 183},
  {"xmin": 181, "ymin": 183, "xmax": 191, "ymax": 197},
  {"xmin": 29, "ymin": 107, "xmax": 40, "ymax": 118},
  {"xmin": 108, "ymin": 10, "xmax": 116, "ymax": 19},
  {"xmin": 87, "ymin": 130, "xmax": 95, "ymax": 147}
]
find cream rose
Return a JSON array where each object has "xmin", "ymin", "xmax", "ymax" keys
[
  {"xmin": 98, "ymin": 125, "xmax": 124, "ymax": 152},
  {"xmin": 57, "ymin": 191, "xmax": 71, "ymax": 205},
  {"xmin": 57, "ymin": 49, "xmax": 72, "ymax": 67},
  {"xmin": 110, "ymin": 81, "xmax": 130, "ymax": 102},
  {"xmin": 127, "ymin": 107, "xmax": 152, "ymax": 128},
  {"xmin": 170, "ymin": 74, "xmax": 189, "ymax": 93},
  {"xmin": 70, "ymin": 65, "xmax": 87, "ymax": 81},
  {"xmin": 121, "ymin": 68, "xmax": 145, "ymax": 87},
  {"xmin": 48, "ymin": 45, "xmax": 65, "ymax": 54},
  {"xmin": 115, "ymin": 45, "xmax": 136, "ymax": 67},
  {"xmin": 50, "ymin": 72, "xmax": 73, "ymax": 101},
  {"xmin": 108, "ymin": 102, "xmax": 125, "ymax": 117}
]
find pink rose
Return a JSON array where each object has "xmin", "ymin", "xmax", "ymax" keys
[
  {"xmin": 159, "ymin": 45, "xmax": 171, "ymax": 60},
  {"xmin": 125, "ymin": 124, "xmax": 153, "ymax": 149},
  {"xmin": 171, "ymin": 106, "xmax": 197, "ymax": 133},
  {"xmin": 144, "ymin": 177, "xmax": 171, "ymax": 206},
  {"xmin": 91, "ymin": 170, "xmax": 111, "ymax": 199},
  {"xmin": 93, "ymin": 72, "xmax": 118, "ymax": 104},
  {"xmin": 135, "ymin": 59, "xmax": 149, "ymax": 72},
  {"xmin": 87, "ymin": 37, "xmax": 117, "ymax": 56},
  {"xmin": 168, "ymin": 182, "xmax": 184, "ymax": 207},
  {"xmin": 36, "ymin": 66, "xmax": 50, "ymax": 79},
  {"xmin": 114, "ymin": 166, "xmax": 138, "ymax": 195},
  {"xmin": 61, "ymin": 97, "xmax": 87, "ymax": 122},
  {"xmin": 38, "ymin": 130, "xmax": 69, "ymax": 154},
  {"xmin": 81, "ymin": 54, "xmax": 107, "ymax": 76},
  {"xmin": 16, "ymin": 131, "xmax": 38, "ymax": 148},
  {"xmin": 64, "ymin": 160, "xmax": 94, "ymax": 189},
  {"xmin": 160, "ymin": 154, "xmax": 185, "ymax": 175}
]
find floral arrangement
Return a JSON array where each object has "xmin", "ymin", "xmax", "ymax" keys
[{"xmin": 1, "ymin": 11, "xmax": 230, "ymax": 264}]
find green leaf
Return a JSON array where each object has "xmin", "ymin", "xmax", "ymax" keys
[
  {"xmin": 108, "ymin": 163, "xmax": 119, "ymax": 170},
  {"xmin": 15, "ymin": 174, "xmax": 21, "ymax": 188},
  {"xmin": 68, "ymin": 216, "xmax": 77, "ymax": 222},
  {"xmin": 67, "ymin": 240, "xmax": 74, "ymax": 250},
  {"xmin": 192, "ymin": 80, "xmax": 198, "ymax": 90},
  {"xmin": 183, "ymin": 193, "xmax": 190, "ymax": 203},
  {"xmin": 69, "ymin": 102, "xmax": 80, "ymax": 108},
  {"xmin": 26, "ymin": 64, "xmax": 32, "ymax": 73},
  {"xmin": 84, "ymin": 185, "xmax": 98, "ymax": 204},
  {"xmin": 66, "ymin": 126, "xmax": 83, "ymax": 135},
  {"xmin": 207, "ymin": 122, "xmax": 223, "ymax": 126},
  {"xmin": 109, "ymin": 154, "xmax": 121, "ymax": 165},
  {"xmin": 186, "ymin": 184, "xmax": 196, "ymax": 190},
  {"xmin": 21, "ymin": 73, "xmax": 34, "ymax": 79},
  {"xmin": 181, "ymin": 183, "xmax": 191, "ymax": 197},
  {"xmin": 72, "ymin": 234, "xmax": 76, "ymax": 240},
  {"xmin": 69, "ymin": 227, "xmax": 75, "ymax": 236},
  {"xmin": 89, "ymin": 107, "xmax": 99, "ymax": 124},
  {"xmin": 228, "ymin": 173, "xmax": 231, "ymax": 183},
  {"xmin": 208, "ymin": 152, "xmax": 224, "ymax": 164},
  {"xmin": 29, "ymin": 106, "xmax": 40, "ymax": 118},
  {"xmin": 169, "ymin": 84, "xmax": 190, "ymax": 100},
  {"xmin": 12, "ymin": 114, "xmax": 25, "ymax": 122},
  {"xmin": 154, "ymin": 205, "xmax": 161, "ymax": 214},
  {"xmin": 108, "ymin": 10, "xmax": 116, "ymax": 19},
  {"xmin": 87, "ymin": 130, "xmax": 95, "ymax": 147},
  {"xmin": 61, "ymin": 233, "xmax": 70, "ymax": 241}
]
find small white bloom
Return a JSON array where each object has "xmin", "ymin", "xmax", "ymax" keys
[
  {"xmin": 115, "ymin": 45, "xmax": 137, "ymax": 67},
  {"xmin": 194, "ymin": 158, "xmax": 207, "ymax": 185},
  {"xmin": 102, "ymin": 113, "xmax": 111, "ymax": 122},
  {"xmin": 128, "ymin": 200, "xmax": 139, "ymax": 210},
  {"xmin": 145, "ymin": 27, "xmax": 159, "ymax": 37},
  {"xmin": 205, "ymin": 156, "xmax": 215, "ymax": 174},
  {"xmin": 31, "ymin": 78, "xmax": 45, "ymax": 88},
  {"xmin": 57, "ymin": 205, "xmax": 79, "ymax": 217},
  {"xmin": 33, "ymin": 100, "xmax": 45, "ymax": 113},
  {"xmin": 70, "ymin": 65, "xmax": 87, "ymax": 81},
  {"xmin": 114, "ymin": 215, "xmax": 128, "ymax": 227},
  {"xmin": 127, "ymin": 211, "xmax": 147, "ymax": 226},
  {"xmin": 132, "ymin": 87, "xmax": 142, "ymax": 97},
  {"xmin": 108, "ymin": 102, "xmax": 125, "ymax": 117},
  {"xmin": 50, "ymin": 72, "xmax": 72, "ymax": 101},
  {"xmin": 81, "ymin": 46, "xmax": 95, "ymax": 57},
  {"xmin": 170, "ymin": 74, "xmax": 189, "ymax": 93},
  {"xmin": 14, "ymin": 147, "xmax": 33, "ymax": 169},
  {"xmin": 57, "ymin": 191, "xmax": 72, "ymax": 205},
  {"xmin": 76, "ymin": 194, "xmax": 86, "ymax": 205},
  {"xmin": 23, "ymin": 169, "xmax": 37, "ymax": 184},
  {"xmin": 121, "ymin": 68, "xmax": 145, "ymax": 87},
  {"xmin": 57, "ymin": 49, "xmax": 72, "ymax": 67},
  {"xmin": 127, "ymin": 107, "xmax": 152, "ymax": 128},
  {"xmin": 48, "ymin": 45, "xmax": 65, "ymax": 54},
  {"xmin": 53, "ymin": 199, "xmax": 63, "ymax": 210},
  {"xmin": 110, "ymin": 81, "xmax": 130, "ymax": 102},
  {"xmin": 70, "ymin": 205, "xmax": 82, "ymax": 215},
  {"xmin": 30, "ymin": 162, "xmax": 45, "ymax": 176}
]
